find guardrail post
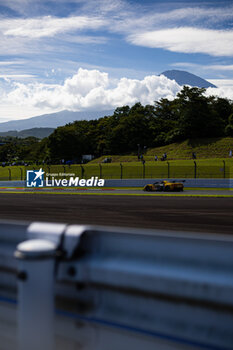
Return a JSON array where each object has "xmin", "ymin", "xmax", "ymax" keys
[
  {"xmin": 8, "ymin": 168, "xmax": 11, "ymax": 181},
  {"xmin": 47, "ymin": 166, "xmax": 51, "ymax": 180},
  {"xmin": 20, "ymin": 167, "xmax": 23, "ymax": 181},
  {"xmin": 80, "ymin": 165, "xmax": 85, "ymax": 178},
  {"xmin": 15, "ymin": 239, "xmax": 56, "ymax": 350},
  {"xmin": 99, "ymin": 163, "xmax": 102, "ymax": 178},
  {"xmin": 223, "ymin": 160, "xmax": 226, "ymax": 179},
  {"xmin": 194, "ymin": 161, "xmax": 197, "ymax": 179},
  {"xmin": 120, "ymin": 163, "xmax": 123, "ymax": 179},
  {"xmin": 167, "ymin": 161, "xmax": 170, "ymax": 179}
]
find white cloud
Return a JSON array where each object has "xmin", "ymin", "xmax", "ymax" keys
[
  {"xmin": 208, "ymin": 79, "xmax": 233, "ymax": 88},
  {"xmin": 0, "ymin": 74, "xmax": 35, "ymax": 79},
  {"xmin": 207, "ymin": 64, "xmax": 233, "ymax": 71},
  {"xmin": 0, "ymin": 15, "xmax": 105, "ymax": 39},
  {"xmin": 206, "ymin": 86, "xmax": 233, "ymax": 100},
  {"xmin": 63, "ymin": 68, "xmax": 109, "ymax": 96},
  {"xmin": 128, "ymin": 27, "xmax": 233, "ymax": 57},
  {"xmin": 172, "ymin": 62, "xmax": 233, "ymax": 71},
  {"xmin": 0, "ymin": 68, "xmax": 181, "ymax": 120},
  {"xmin": 0, "ymin": 15, "xmax": 107, "ymax": 59},
  {"xmin": 107, "ymin": 4, "xmax": 233, "ymax": 39},
  {"xmin": 0, "ymin": 60, "xmax": 25, "ymax": 66},
  {"xmin": 207, "ymin": 79, "xmax": 233, "ymax": 96},
  {"xmin": 1, "ymin": 68, "xmax": 233, "ymax": 122},
  {"xmin": 171, "ymin": 62, "xmax": 202, "ymax": 69},
  {"xmin": 151, "ymin": 6, "xmax": 233, "ymax": 25}
]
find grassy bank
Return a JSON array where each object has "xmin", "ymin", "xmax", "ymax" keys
[
  {"xmin": 89, "ymin": 137, "xmax": 233, "ymax": 163},
  {"xmin": 0, "ymin": 137, "xmax": 232, "ymax": 181}
]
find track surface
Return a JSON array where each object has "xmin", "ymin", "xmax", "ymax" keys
[
  {"xmin": 0, "ymin": 187, "xmax": 232, "ymax": 196},
  {"xmin": 0, "ymin": 193, "xmax": 232, "ymax": 234}
]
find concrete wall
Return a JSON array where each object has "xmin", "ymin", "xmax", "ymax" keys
[{"xmin": 0, "ymin": 181, "xmax": 26, "ymax": 187}]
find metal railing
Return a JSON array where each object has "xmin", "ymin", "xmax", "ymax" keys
[
  {"xmin": 0, "ymin": 161, "xmax": 232, "ymax": 181},
  {"xmin": 0, "ymin": 221, "xmax": 233, "ymax": 349}
]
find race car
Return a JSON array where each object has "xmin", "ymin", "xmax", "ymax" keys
[{"xmin": 143, "ymin": 180, "xmax": 185, "ymax": 192}]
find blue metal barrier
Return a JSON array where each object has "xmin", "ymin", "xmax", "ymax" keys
[{"xmin": 0, "ymin": 221, "xmax": 233, "ymax": 349}]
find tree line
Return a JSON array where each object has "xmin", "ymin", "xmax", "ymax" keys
[{"xmin": 0, "ymin": 86, "xmax": 233, "ymax": 163}]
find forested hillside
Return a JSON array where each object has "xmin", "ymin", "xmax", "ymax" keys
[{"xmin": 0, "ymin": 86, "xmax": 232, "ymax": 163}]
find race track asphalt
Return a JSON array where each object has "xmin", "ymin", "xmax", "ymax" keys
[{"xmin": 0, "ymin": 193, "xmax": 232, "ymax": 234}]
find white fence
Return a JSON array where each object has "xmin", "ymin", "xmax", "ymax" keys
[{"xmin": 0, "ymin": 221, "xmax": 233, "ymax": 349}]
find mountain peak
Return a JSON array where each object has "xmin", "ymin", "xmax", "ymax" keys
[
  {"xmin": 160, "ymin": 70, "xmax": 217, "ymax": 88},
  {"xmin": 0, "ymin": 109, "xmax": 114, "ymax": 132}
]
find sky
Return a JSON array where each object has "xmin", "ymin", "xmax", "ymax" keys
[{"xmin": 0, "ymin": 0, "xmax": 233, "ymax": 122}]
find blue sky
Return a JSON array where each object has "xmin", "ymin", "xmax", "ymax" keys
[{"xmin": 0, "ymin": 0, "xmax": 233, "ymax": 121}]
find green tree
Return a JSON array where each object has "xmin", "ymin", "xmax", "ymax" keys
[
  {"xmin": 176, "ymin": 86, "xmax": 222, "ymax": 138},
  {"xmin": 225, "ymin": 113, "xmax": 233, "ymax": 136}
]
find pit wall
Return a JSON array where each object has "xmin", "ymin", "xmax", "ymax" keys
[{"xmin": 0, "ymin": 178, "xmax": 232, "ymax": 188}]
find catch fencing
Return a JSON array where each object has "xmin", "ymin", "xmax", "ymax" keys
[{"xmin": 0, "ymin": 160, "xmax": 232, "ymax": 181}]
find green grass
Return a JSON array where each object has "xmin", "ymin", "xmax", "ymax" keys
[
  {"xmin": 147, "ymin": 137, "xmax": 233, "ymax": 159},
  {"xmin": 89, "ymin": 137, "xmax": 233, "ymax": 163},
  {"xmin": 77, "ymin": 159, "xmax": 231, "ymax": 179}
]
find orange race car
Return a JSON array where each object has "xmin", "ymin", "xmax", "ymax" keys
[{"xmin": 143, "ymin": 180, "xmax": 185, "ymax": 192}]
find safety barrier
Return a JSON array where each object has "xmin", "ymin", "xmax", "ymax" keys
[
  {"xmin": 0, "ymin": 221, "xmax": 233, "ymax": 349},
  {"xmin": 0, "ymin": 178, "xmax": 232, "ymax": 188}
]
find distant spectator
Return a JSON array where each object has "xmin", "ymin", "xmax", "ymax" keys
[
  {"xmin": 192, "ymin": 152, "xmax": 196, "ymax": 159},
  {"xmin": 154, "ymin": 155, "xmax": 158, "ymax": 161},
  {"xmin": 142, "ymin": 159, "xmax": 145, "ymax": 165},
  {"xmin": 229, "ymin": 149, "xmax": 232, "ymax": 157},
  {"xmin": 161, "ymin": 153, "xmax": 167, "ymax": 161}
]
